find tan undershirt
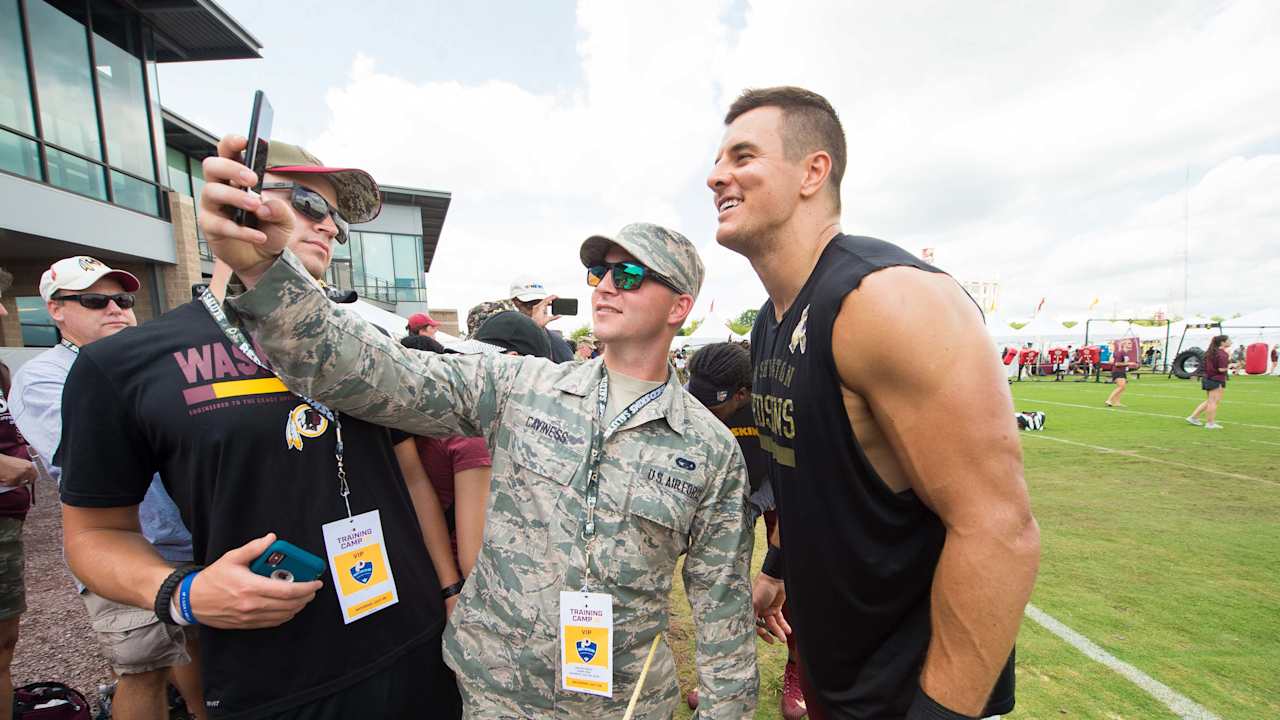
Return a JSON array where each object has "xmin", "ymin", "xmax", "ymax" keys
[{"xmin": 604, "ymin": 367, "xmax": 665, "ymax": 421}]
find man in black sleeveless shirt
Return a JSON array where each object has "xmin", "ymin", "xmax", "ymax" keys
[{"xmin": 707, "ymin": 87, "xmax": 1041, "ymax": 719}]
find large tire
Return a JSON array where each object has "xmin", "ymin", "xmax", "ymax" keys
[{"xmin": 1172, "ymin": 347, "xmax": 1203, "ymax": 379}]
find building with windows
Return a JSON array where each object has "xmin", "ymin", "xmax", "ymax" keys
[{"xmin": 1, "ymin": 0, "xmax": 450, "ymax": 355}]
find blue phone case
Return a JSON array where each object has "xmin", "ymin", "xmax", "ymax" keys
[{"xmin": 250, "ymin": 540, "xmax": 325, "ymax": 582}]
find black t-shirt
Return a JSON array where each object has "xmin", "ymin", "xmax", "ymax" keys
[
  {"xmin": 58, "ymin": 301, "xmax": 446, "ymax": 719},
  {"xmin": 725, "ymin": 404, "xmax": 767, "ymax": 495},
  {"xmin": 751, "ymin": 235, "xmax": 1014, "ymax": 718}
]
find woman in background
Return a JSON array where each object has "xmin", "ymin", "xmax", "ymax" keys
[{"xmin": 1188, "ymin": 335, "xmax": 1230, "ymax": 430}]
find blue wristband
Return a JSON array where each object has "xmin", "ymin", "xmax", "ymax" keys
[{"xmin": 178, "ymin": 570, "xmax": 199, "ymax": 625}]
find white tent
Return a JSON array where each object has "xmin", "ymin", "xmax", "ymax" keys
[
  {"xmin": 340, "ymin": 300, "xmax": 409, "ymax": 338},
  {"xmin": 672, "ymin": 312, "xmax": 747, "ymax": 350}
]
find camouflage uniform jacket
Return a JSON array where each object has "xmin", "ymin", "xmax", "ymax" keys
[{"xmin": 227, "ymin": 251, "xmax": 758, "ymax": 719}]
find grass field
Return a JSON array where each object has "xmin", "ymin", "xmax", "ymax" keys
[{"xmin": 667, "ymin": 373, "xmax": 1279, "ymax": 719}]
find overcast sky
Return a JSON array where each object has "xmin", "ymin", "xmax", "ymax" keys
[{"xmin": 159, "ymin": 0, "xmax": 1280, "ymax": 331}]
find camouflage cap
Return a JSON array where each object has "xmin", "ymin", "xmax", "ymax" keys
[
  {"xmin": 466, "ymin": 298, "xmax": 517, "ymax": 337},
  {"xmin": 267, "ymin": 141, "xmax": 382, "ymax": 224},
  {"xmin": 579, "ymin": 223, "xmax": 704, "ymax": 298}
]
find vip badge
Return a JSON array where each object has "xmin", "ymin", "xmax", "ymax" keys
[{"xmin": 285, "ymin": 403, "xmax": 329, "ymax": 450}]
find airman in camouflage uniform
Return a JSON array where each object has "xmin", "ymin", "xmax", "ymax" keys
[{"xmin": 223, "ymin": 224, "xmax": 758, "ymax": 719}]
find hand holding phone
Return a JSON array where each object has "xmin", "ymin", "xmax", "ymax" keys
[{"xmin": 186, "ymin": 533, "xmax": 321, "ymax": 630}]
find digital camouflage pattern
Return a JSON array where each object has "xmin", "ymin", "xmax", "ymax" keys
[
  {"xmin": 227, "ymin": 250, "xmax": 758, "ymax": 719},
  {"xmin": 580, "ymin": 223, "xmax": 706, "ymax": 298},
  {"xmin": 466, "ymin": 298, "xmax": 516, "ymax": 338}
]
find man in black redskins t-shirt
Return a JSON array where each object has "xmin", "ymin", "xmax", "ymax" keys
[
  {"xmin": 59, "ymin": 300, "xmax": 457, "ymax": 717},
  {"xmin": 58, "ymin": 146, "xmax": 460, "ymax": 719}
]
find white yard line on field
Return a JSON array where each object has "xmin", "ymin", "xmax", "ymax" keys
[
  {"xmin": 1018, "ymin": 398, "xmax": 1280, "ymax": 431},
  {"xmin": 1245, "ymin": 439, "xmax": 1280, "ymax": 448},
  {"xmin": 1021, "ymin": 433, "xmax": 1278, "ymax": 487},
  {"xmin": 1025, "ymin": 605, "xmax": 1222, "ymax": 720}
]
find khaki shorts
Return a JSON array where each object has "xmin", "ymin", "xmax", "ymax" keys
[
  {"xmin": 81, "ymin": 589, "xmax": 190, "ymax": 675},
  {"xmin": 0, "ymin": 517, "xmax": 25, "ymax": 620}
]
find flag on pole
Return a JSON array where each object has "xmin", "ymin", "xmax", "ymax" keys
[
  {"xmin": 1088, "ymin": 297, "xmax": 1100, "ymax": 311},
  {"xmin": 1034, "ymin": 297, "xmax": 1046, "ymax": 316}
]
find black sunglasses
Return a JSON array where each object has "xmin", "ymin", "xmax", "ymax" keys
[
  {"xmin": 53, "ymin": 292, "xmax": 136, "ymax": 310},
  {"xmin": 261, "ymin": 182, "xmax": 349, "ymax": 244},
  {"xmin": 586, "ymin": 261, "xmax": 681, "ymax": 293}
]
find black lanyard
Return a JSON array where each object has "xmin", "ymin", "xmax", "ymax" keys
[
  {"xmin": 579, "ymin": 371, "xmax": 665, "ymax": 589},
  {"xmin": 198, "ymin": 288, "xmax": 353, "ymax": 517}
]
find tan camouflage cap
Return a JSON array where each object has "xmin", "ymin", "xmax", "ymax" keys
[
  {"xmin": 579, "ymin": 223, "xmax": 704, "ymax": 298},
  {"xmin": 267, "ymin": 141, "xmax": 382, "ymax": 224}
]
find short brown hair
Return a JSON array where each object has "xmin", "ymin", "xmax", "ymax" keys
[{"xmin": 725, "ymin": 86, "xmax": 846, "ymax": 208}]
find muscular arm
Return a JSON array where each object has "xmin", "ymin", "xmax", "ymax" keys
[
  {"xmin": 393, "ymin": 440, "xmax": 462, "ymax": 601},
  {"xmin": 63, "ymin": 504, "xmax": 172, "ymax": 609},
  {"xmin": 833, "ymin": 267, "xmax": 1040, "ymax": 715},
  {"xmin": 682, "ymin": 449, "xmax": 758, "ymax": 718}
]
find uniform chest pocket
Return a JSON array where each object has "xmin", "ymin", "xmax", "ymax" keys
[
  {"xmin": 509, "ymin": 430, "xmax": 582, "ymax": 486},
  {"xmin": 628, "ymin": 450, "xmax": 707, "ymax": 537}
]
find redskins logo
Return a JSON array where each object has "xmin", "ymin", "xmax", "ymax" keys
[
  {"xmin": 285, "ymin": 403, "xmax": 329, "ymax": 450},
  {"xmin": 789, "ymin": 304, "xmax": 809, "ymax": 355},
  {"xmin": 77, "ymin": 256, "xmax": 106, "ymax": 272}
]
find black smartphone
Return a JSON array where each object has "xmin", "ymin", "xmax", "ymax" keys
[
  {"xmin": 551, "ymin": 298, "xmax": 578, "ymax": 316},
  {"xmin": 232, "ymin": 90, "xmax": 273, "ymax": 227}
]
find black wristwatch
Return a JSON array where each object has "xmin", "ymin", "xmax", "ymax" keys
[
  {"xmin": 441, "ymin": 580, "xmax": 465, "ymax": 600},
  {"xmin": 761, "ymin": 544, "xmax": 785, "ymax": 580},
  {"xmin": 155, "ymin": 565, "xmax": 202, "ymax": 625}
]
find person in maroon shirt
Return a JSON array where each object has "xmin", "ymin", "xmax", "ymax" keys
[
  {"xmin": 0, "ymin": 267, "xmax": 38, "ymax": 720},
  {"xmin": 1188, "ymin": 335, "xmax": 1231, "ymax": 430}
]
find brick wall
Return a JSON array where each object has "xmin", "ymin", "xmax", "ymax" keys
[{"xmin": 159, "ymin": 191, "xmax": 203, "ymax": 311}]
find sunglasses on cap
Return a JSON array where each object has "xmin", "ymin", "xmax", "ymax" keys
[
  {"xmin": 53, "ymin": 292, "xmax": 136, "ymax": 310},
  {"xmin": 261, "ymin": 182, "xmax": 350, "ymax": 244},
  {"xmin": 586, "ymin": 261, "xmax": 680, "ymax": 293}
]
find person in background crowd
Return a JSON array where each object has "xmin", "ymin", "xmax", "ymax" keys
[
  {"xmin": 200, "ymin": 134, "xmax": 759, "ymax": 719},
  {"xmin": 685, "ymin": 342, "xmax": 808, "ymax": 719},
  {"xmin": 406, "ymin": 312, "xmax": 440, "ymax": 338},
  {"xmin": 709, "ymin": 86, "xmax": 1037, "ymax": 719},
  {"xmin": 575, "ymin": 338, "xmax": 596, "ymax": 361},
  {"xmin": 508, "ymin": 278, "xmax": 575, "ymax": 362},
  {"xmin": 10, "ymin": 257, "xmax": 205, "ymax": 720},
  {"xmin": 0, "ymin": 267, "xmax": 39, "ymax": 720},
  {"xmin": 1105, "ymin": 344, "xmax": 1135, "ymax": 408},
  {"xmin": 57, "ymin": 142, "xmax": 462, "ymax": 718},
  {"xmin": 1188, "ymin": 335, "xmax": 1231, "ymax": 430}
]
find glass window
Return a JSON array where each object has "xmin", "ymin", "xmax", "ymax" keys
[
  {"xmin": 166, "ymin": 147, "xmax": 191, "ymax": 195},
  {"xmin": 28, "ymin": 0, "xmax": 101, "ymax": 160},
  {"xmin": 392, "ymin": 234, "xmax": 422, "ymax": 301},
  {"xmin": 92, "ymin": 5, "xmax": 154, "ymax": 181},
  {"xmin": 349, "ymin": 231, "xmax": 365, "ymax": 287},
  {"xmin": 360, "ymin": 232, "xmax": 395, "ymax": 285},
  {"xmin": 17, "ymin": 296, "xmax": 58, "ymax": 347},
  {"xmin": 0, "ymin": 128, "xmax": 40, "ymax": 180},
  {"xmin": 111, "ymin": 170, "xmax": 157, "ymax": 215},
  {"xmin": 46, "ymin": 145, "xmax": 105, "ymax": 199},
  {"xmin": 0, "ymin": 0, "xmax": 36, "ymax": 136}
]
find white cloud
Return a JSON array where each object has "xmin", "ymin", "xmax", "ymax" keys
[{"xmin": 302, "ymin": 0, "xmax": 1278, "ymax": 330}]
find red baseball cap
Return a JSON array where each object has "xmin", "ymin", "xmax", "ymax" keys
[{"xmin": 407, "ymin": 312, "xmax": 439, "ymax": 331}]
